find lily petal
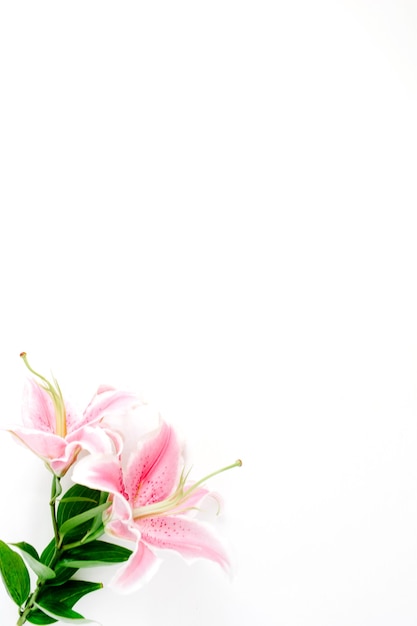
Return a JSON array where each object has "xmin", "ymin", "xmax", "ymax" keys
[
  {"xmin": 80, "ymin": 387, "xmax": 139, "ymax": 429},
  {"xmin": 67, "ymin": 425, "xmax": 122, "ymax": 457},
  {"xmin": 109, "ymin": 535, "xmax": 161, "ymax": 594},
  {"xmin": 21, "ymin": 379, "xmax": 56, "ymax": 432},
  {"xmin": 125, "ymin": 422, "xmax": 181, "ymax": 508},
  {"xmin": 72, "ymin": 453, "xmax": 124, "ymax": 496},
  {"xmin": 140, "ymin": 515, "xmax": 230, "ymax": 572},
  {"xmin": 10, "ymin": 428, "xmax": 67, "ymax": 461}
]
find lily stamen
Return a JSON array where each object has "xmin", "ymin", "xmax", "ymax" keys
[{"xmin": 133, "ymin": 458, "xmax": 242, "ymax": 519}]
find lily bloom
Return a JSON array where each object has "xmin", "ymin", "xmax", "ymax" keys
[
  {"xmin": 72, "ymin": 419, "xmax": 241, "ymax": 593},
  {"xmin": 9, "ymin": 353, "xmax": 139, "ymax": 476}
]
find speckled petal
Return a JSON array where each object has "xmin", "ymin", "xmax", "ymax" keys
[
  {"xmin": 21, "ymin": 379, "xmax": 56, "ymax": 432},
  {"xmin": 140, "ymin": 515, "xmax": 230, "ymax": 572},
  {"xmin": 125, "ymin": 421, "xmax": 181, "ymax": 507}
]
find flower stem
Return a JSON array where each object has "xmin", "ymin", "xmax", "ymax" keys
[
  {"xmin": 16, "ymin": 581, "xmax": 43, "ymax": 626},
  {"xmin": 16, "ymin": 474, "xmax": 62, "ymax": 625},
  {"xmin": 50, "ymin": 474, "xmax": 62, "ymax": 545}
]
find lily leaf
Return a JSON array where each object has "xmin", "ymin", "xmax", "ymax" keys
[
  {"xmin": 60, "ymin": 541, "xmax": 132, "ymax": 568},
  {"xmin": 0, "ymin": 540, "xmax": 30, "ymax": 606},
  {"xmin": 27, "ymin": 579, "xmax": 102, "ymax": 624},
  {"xmin": 13, "ymin": 541, "xmax": 39, "ymax": 560},
  {"xmin": 27, "ymin": 609, "xmax": 57, "ymax": 624},
  {"xmin": 12, "ymin": 542, "xmax": 56, "ymax": 581},
  {"xmin": 38, "ymin": 580, "xmax": 103, "ymax": 608},
  {"xmin": 57, "ymin": 485, "xmax": 107, "ymax": 544},
  {"xmin": 40, "ymin": 540, "xmax": 77, "ymax": 585},
  {"xmin": 57, "ymin": 485, "xmax": 104, "ymax": 526},
  {"xmin": 59, "ymin": 502, "xmax": 110, "ymax": 541},
  {"xmin": 59, "ymin": 497, "xmax": 99, "ymax": 505},
  {"xmin": 34, "ymin": 601, "xmax": 96, "ymax": 624},
  {"xmin": 40, "ymin": 539, "xmax": 55, "ymax": 566}
]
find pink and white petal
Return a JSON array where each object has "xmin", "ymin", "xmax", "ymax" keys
[
  {"xmin": 139, "ymin": 515, "xmax": 230, "ymax": 572},
  {"xmin": 21, "ymin": 379, "xmax": 56, "ymax": 432},
  {"xmin": 72, "ymin": 454, "xmax": 126, "ymax": 498},
  {"xmin": 103, "ymin": 403, "xmax": 160, "ymax": 468},
  {"xmin": 108, "ymin": 492, "xmax": 134, "ymax": 524},
  {"xmin": 49, "ymin": 443, "xmax": 81, "ymax": 476},
  {"xmin": 80, "ymin": 387, "xmax": 139, "ymax": 428},
  {"xmin": 125, "ymin": 421, "xmax": 181, "ymax": 507},
  {"xmin": 169, "ymin": 486, "xmax": 211, "ymax": 516},
  {"xmin": 185, "ymin": 485, "xmax": 224, "ymax": 517},
  {"xmin": 67, "ymin": 424, "xmax": 122, "ymax": 457},
  {"xmin": 100, "ymin": 427, "xmax": 123, "ymax": 455},
  {"xmin": 109, "ymin": 538, "xmax": 161, "ymax": 594},
  {"xmin": 62, "ymin": 399, "xmax": 82, "ymax": 434},
  {"xmin": 106, "ymin": 519, "xmax": 139, "ymax": 543},
  {"xmin": 9, "ymin": 427, "xmax": 66, "ymax": 463}
]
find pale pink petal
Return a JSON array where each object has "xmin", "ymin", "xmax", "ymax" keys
[
  {"xmin": 109, "ymin": 537, "xmax": 161, "ymax": 594},
  {"xmin": 140, "ymin": 516, "xmax": 230, "ymax": 572},
  {"xmin": 49, "ymin": 443, "xmax": 81, "ymax": 476},
  {"xmin": 67, "ymin": 425, "xmax": 122, "ymax": 457},
  {"xmin": 21, "ymin": 379, "xmax": 56, "ymax": 432},
  {"xmin": 10, "ymin": 426, "xmax": 83, "ymax": 476},
  {"xmin": 10, "ymin": 428, "xmax": 66, "ymax": 462},
  {"xmin": 125, "ymin": 422, "xmax": 181, "ymax": 507},
  {"xmin": 72, "ymin": 454, "xmax": 125, "ymax": 497},
  {"xmin": 62, "ymin": 399, "xmax": 82, "ymax": 434},
  {"xmin": 106, "ymin": 519, "xmax": 139, "ymax": 543},
  {"xmin": 109, "ymin": 493, "xmax": 133, "ymax": 523},
  {"xmin": 102, "ymin": 403, "xmax": 159, "ymax": 470},
  {"xmin": 80, "ymin": 387, "xmax": 138, "ymax": 428},
  {"xmin": 169, "ymin": 486, "xmax": 211, "ymax": 516}
]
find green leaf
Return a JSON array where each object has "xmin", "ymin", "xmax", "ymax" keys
[
  {"xmin": 57, "ymin": 485, "xmax": 108, "ymax": 544},
  {"xmin": 40, "ymin": 539, "xmax": 55, "ymax": 566},
  {"xmin": 27, "ymin": 608, "xmax": 57, "ymax": 624},
  {"xmin": 0, "ymin": 540, "xmax": 30, "ymax": 606},
  {"xmin": 59, "ymin": 497, "xmax": 99, "ymax": 505},
  {"xmin": 38, "ymin": 580, "xmax": 102, "ymax": 609},
  {"xmin": 57, "ymin": 485, "xmax": 104, "ymax": 525},
  {"xmin": 26, "ymin": 579, "xmax": 102, "ymax": 624},
  {"xmin": 59, "ymin": 502, "xmax": 110, "ymax": 541},
  {"xmin": 12, "ymin": 542, "xmax": 56, "ymax": 581},
  {"xmin": 40, "ymin": 540, "xmax": 77, "ymax": 585},
  {"xmin": 13, "ymin": 541, "xmax": 39, "ymax": 560},
  {"xmin": 60, "ymin": 540, "xmax": 132, "ymax": 568},
  {"xmin": 34, "ymin": 601, "xmax": 94, "ymax": 623},
  {"xmin": 51, "ymin": 476, "xmax": 62, "ymax": 501},
  {"xmin": 57, "ymin": 485, "xmax": 103, "ymax": 526}
]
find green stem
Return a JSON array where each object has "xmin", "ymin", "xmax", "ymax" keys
[
  {"xmin": 50, "ymin": 475, "xmax": 62, "ymax": 545},
  {"xmin": 17, "ymin": 475, "xmax": 63, "ymax": 625},
  {"xmin": 16, "ymin": 580, "xmax": 43, "ymax": 626}
]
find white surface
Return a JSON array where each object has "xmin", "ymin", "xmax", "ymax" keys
[{"xmin": 1, "ymin": 2, "xmax": 417, "ymax": 625}]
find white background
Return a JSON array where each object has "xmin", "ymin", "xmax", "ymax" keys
[{"xmin": 0, "ymin": 2, "xmax": 417, "ymax": 625}]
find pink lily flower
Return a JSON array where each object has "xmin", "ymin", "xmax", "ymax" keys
[
  {"xmin": 9, "ymin": 353, "xmax": 139, "ymax": 476},
  {"xmin": 72, "ymin": 419, "xmax": 242, "ymax": 593}
]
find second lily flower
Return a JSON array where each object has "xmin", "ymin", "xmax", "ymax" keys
[{"xmin": 73, "ymin": 420, "xmax": 241, "ymax": 593}]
